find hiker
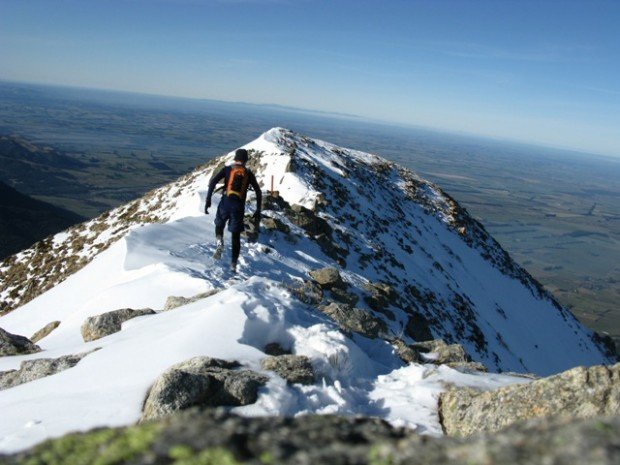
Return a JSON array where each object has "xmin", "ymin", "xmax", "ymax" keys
[{"xmin": 204, "ymin": 148, "xmax": 262, "ymax": 272}]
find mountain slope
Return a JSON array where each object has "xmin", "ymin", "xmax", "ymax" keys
[
  {"xmin": 0, "ymin": 128, "xmax": 614, "ymax": 452},
  {"xmin": 0, "ymin": 181, "xmax": 84, "ymax": 260}
]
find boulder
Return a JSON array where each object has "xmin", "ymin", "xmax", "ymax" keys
[
  {"xmin": 0, "ymin": 328, "xmax": 41, "ymax": 356},
  {"xmin": 287, "ymin": 204, "xmax": 331, "ymax": 236},
  {"xmin": 264, "ymin": 342, "xmax": 291, "ymax": 356},
  {"xmin": 392, "ymin": 338, "xmax": 421, "ymax": 363},
  {"xmin": 8, "ymin": 409, "xmax": 620, "ymax": 465},
  {"xmin": 287, "ymin": 279, "xmax": 323, "ymax": 306},
  {"xmin": 392, "ymin": 338, "xmax": 485, "ymax": 371},
  {"xmin": 308, "ymin": 267, "xmax": 345, "ymax": 289},
  {"xmin": 0, "ymin": 349, "xmax": 97, "ymax": 390},
  {"xmin": 319, "ymin": 302, "xmax": 387, "ymax": 339},
  {"xmin": 30, "ymin": 321, "xmax": 61, "ymax": 343},
  {"xmin": 81, "ymin": 308, "xmax": 155, "ymax": 342},
  {"xmin": 411, "ymin": 339, "xmax": 471, "ymax": 365},
  {"xmin": 141, "ymin": 357, "xmax": 267, "ymax": 422},
  {"xmin": 163, "ymin": 289, "xmax": 220, "ymax": 311},
  {"xmin": 329, "ymin": 287, "xmax": 358, "ymax": 306},
  {"xmin": 439, "ymin": 362, "xmax": 620, "ymax": 436},
  {"xmin": 261, "ymin": 355, "xmax": 315, "ymax": 385},
  {"xmin": 363, "ymin": 281, "xmax": 397, "ymax": 311},
  {"xmin": 261, "ymin": 217, "xmax": 290, "ymax": 234}
]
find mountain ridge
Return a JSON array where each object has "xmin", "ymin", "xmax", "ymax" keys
[
  {"xmin": 0, "ymin": 128, "xmax": 612, "ymax": 374},
  {"xmin": 0, "ymin": 127, "xmax": 615, "ymax": 453}
]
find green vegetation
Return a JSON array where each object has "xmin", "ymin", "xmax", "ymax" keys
[{"xmin": 19, "ymin": 423, "xmax": 161, "ymax": 465}]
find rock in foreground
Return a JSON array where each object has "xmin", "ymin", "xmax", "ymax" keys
[
  {"xmin": 4, "ymin": 410, "xmax": 619, "ymax": 465},
  {"xmin": 141, "ymin": 357, "xmax": 267, "ymax": 422},
  {"xmin": 440, "ymin": 362, "xmax": 620, "ymax": 436}
]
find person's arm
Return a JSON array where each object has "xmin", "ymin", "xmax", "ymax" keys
[
  {"xmin": 249, "ymin": 171, "xmax": 262, "ymax": 218},
  {"xmin": 205, "ymin": 167, "xmax": 227, "ymax": 213}
]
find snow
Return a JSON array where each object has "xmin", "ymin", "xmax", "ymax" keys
[
  {"xmin": 0, "ymin": 206, "xmax": 522, "ymax": 454},
  {"xmin": 0, "ymin": 127, "xmax": 612, "ymax": 453}
]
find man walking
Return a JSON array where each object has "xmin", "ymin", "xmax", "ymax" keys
[{"xmin": 204, "ymin": 148, "xmax": 262, "ymax": 272}]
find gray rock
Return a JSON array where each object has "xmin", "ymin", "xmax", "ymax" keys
[
  {"xmin": 261, "ymin": 217, "xmax": 290, "ymax": 234},
  {"xmin": 363, "ymin": 281, "xmax": 397, "ymax": 310},
  {"xmin": 392, "ymin": 338, "xmax": 422, "ymax": 363},
  {"xmin": 411, "ymin": 339, "xmax": 471, "ymax": 365},
  {"xmin": 141, "ymin": 356, "xmax": 267, "ymax": 422},
  {"xmin": 445, "ymin": 361, "xmax": 488, "ymax": 373},
  {"xmin": 0, "ymin": 349, "xmax": 97, "ymax": 390},
  {"xmin": 329, "ymin": 287, "xmax": 359, "ymax": 306},
  {"xmin": 287, "ymin": 280, "xmax": 323, "ymax": 306},
  {"xmin": 380, "ymin": 415, "xmax": 620, "ymax": 465},
  {"xmin": 8, "ymin": 410, "xmax": 620, "ymax": 465},
  {"xmin": 163, "ymin": 289, "xmax": 220, "ymax": 311},
  {"xmin": 0, "ymin": 328, "xmax": 41, "ymax": 356},
  {"xmin": 261, "ymin": 355, "xmax": 315, "ymax": 385},
  {"xmin": 439, "ymin": 362, "xmax": 620, "ymax": 437},
  {"xmin": 30, "ymin": 321, "xmax": 61, "ymax": 343},
  {"xmin": 81, "ymin": 308, "xmax": 155, "ymax": 342},
  {"xmin": 319, "ymin": 302, "xmax": 387, "ymax": 339},
  {"xmin": 391, "ymin": 338, "xmax": 483, "ymax": 371},
  {"xmin": 308, "ymin": 267, "xmax": 345, "ymax": 289},
  {"xmin": 264, "ymin": 342, "xmax": 291, "ymax": 356}
]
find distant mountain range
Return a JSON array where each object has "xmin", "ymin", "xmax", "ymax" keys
[{"xmin": 0, "ymin": 180, "xmax": 83, "ymax": 260}]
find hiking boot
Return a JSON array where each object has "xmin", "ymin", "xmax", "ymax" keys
[
  {"xmin": 230, "ymin": 261, "xmax": 237, "ymax": 273},
  {"xmin": 213, "ymin": 237, "xmax": 224, "ymax": 260}
]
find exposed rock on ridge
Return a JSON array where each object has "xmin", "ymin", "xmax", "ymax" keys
[
  {"xmin": 0, "ymin": 328, "xmax": 40, "ymax": 356},
  {"xmin": 439, "ymin": 362, "xmax": 620, "ymax": 436},
  {"xmin": 81, "ymin": 308, "xmax": 155, "ymax": 342},
  {"xmin": 141, "ymin": 357, "xmax": 267, "ymax": 422},
  {"xmin": 0, "ymin": 350, "xmax": 96, "ymax": 391}
]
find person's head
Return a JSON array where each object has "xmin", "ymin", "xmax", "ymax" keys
[{"xmin": 234, "ymin": 148, "xmax": 248, "ymax": 164}]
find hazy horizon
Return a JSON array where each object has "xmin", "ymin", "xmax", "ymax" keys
[
  {"xmin": 1, "ymin": 0, "xmax": 619, "ymax": 158},
  {"xmin": 3, "ymin": 78, "xmax": 619, "ymax": 163}
]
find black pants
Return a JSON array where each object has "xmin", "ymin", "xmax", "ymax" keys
[{"xmin": 216, "ymin": 225, "xmax": 241, "ymax": 263}]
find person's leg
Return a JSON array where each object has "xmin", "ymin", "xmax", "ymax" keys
[
  {"xmin": 214, "ymin": 199, "xmax": 230, "ymax": 259},
  {"xmin": 227, "ymin": 199, "xmax": 245, "ymax": 271},
  {"xmin": 231, "ymin": 232, "xmax": 241, "ymax": 266},
  {"xmin": 215, "ymin": 225, "xmax": 224, "ymax": 244}
]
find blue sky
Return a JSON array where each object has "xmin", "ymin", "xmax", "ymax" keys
[{"xmin": 1, "ymin": 0, "xmax": 619, "ymax": 156}]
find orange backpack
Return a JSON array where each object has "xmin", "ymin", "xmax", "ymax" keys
[{"xmin": 226, "ymin": 165, "xmax": 250, "ymax": 199}]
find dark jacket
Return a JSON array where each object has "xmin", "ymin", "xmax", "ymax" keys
[{"xmin": 206, "ymin": 163, "xmax": 262, "ymax": 208}]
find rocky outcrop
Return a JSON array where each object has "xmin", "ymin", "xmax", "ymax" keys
[
  {"xmin": 0, "ymin": 350, "xmax": 97, "ymax": 390},
  {"xmin": 261, "ymin": 355, "xmax": 315, "ymax": 385},
  {"xmin": 30, "ymin": 321, "xmax": 61, "ymax": 343},
  {"xmin": 411, "ymin": 339, "xmax": 471, "ymax": 365},
  {"xmin": 319, "ymin": 302, "xmax": 387, "ymax": 339},
  {"xmin": 0, "ymin": 328, "xmax": 41, "ymax": 356},
  {"xmin": 392, "ymin": 338, "xmax": 484, "ymax": 371},
  {"xmin": 163, "ymin": 289, "xmax": 220, "ymax": 311},
  {"xmin": 141, "ymin": 357, "xmax": 267, "ymax": 422},
  {"xmin": 308, "ymin": 267, "xmax": 345, "ymax": 289},
  {"xmin": 81, "ymin": 308, "xmax": 155, "ymax": 342},
  {"xmin": 439, "ymin": 362, "xmax": 620, "ymax": 436},
  {"xmin": 263, "ymin": 342, "xmax": 291, "ymax": 356},
  {"xmin": 287, "ymin": 279, "xmax": 324, "ymax": 306},
  {"xmin": 6, "ymin": 410, "xmax": 620, "ymax": 465}
]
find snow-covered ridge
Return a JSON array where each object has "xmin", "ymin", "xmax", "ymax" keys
[
  {"xmin": 0, "ymin": 127, "xmax": 614, "ymax": 453},
  {"xmin": 0, "ymin": 128, "xmax": 611, "ymax": 373}
]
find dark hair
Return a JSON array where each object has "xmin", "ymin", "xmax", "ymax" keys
[{"xmin": 234, "ymin": 149, "xmax": 248, "ymax": 163}]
